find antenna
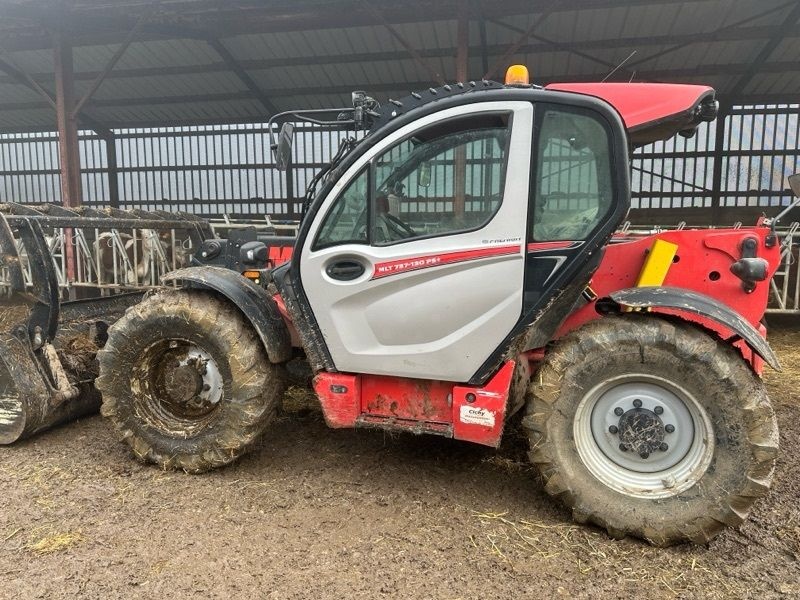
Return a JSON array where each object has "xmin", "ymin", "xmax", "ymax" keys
[{"xmin": 602, "ymin": 50, "xmax": 637, "ymax": 82}]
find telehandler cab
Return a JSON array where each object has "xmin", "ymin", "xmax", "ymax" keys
[{"xmin": 2, "ymin": 66, "xmax": 785, "ymax": 546}]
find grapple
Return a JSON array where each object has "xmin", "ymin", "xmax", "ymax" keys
[{"xmin": 0, "ymin": 203, "xmax": 213, "ymax": 443}]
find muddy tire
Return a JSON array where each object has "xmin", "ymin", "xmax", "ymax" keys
[
  {"xmin": 96, "ymin": 289, "xmax": 284, "ymax": 473},
  {"xmin": 524, "ymin": 315, "xmax": 778, "ymax": 546}
]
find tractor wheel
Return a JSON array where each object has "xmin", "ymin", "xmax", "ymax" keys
[
  {"xmin": 96, "ymin": 289, "xmax": 284, "ymax": 473},
  {"xmin": 524, "ymin": 315, "xmax": 778, "ymax": 546}
]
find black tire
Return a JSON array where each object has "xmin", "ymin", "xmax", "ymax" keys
[
  {"xmin": 524, "ymin": 315, "xmax": 778, "ymax": 546},
  {"xmin": 96, "ymin": 289, "xmax": 285, "ymax": 473}
]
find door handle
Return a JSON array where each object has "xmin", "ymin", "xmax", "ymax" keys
[{"xmin": 326, "ymin": 260, "xmax": 366, "ymax": 281}]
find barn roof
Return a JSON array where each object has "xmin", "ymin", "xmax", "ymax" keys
[{"xmin": 0, "ymin": 0, "xmax": 797, "ymax": 133}]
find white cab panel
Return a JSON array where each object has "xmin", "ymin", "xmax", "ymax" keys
[{"xmin": 300, "ymin": 102, "xmax": 533, "ymax": 381}]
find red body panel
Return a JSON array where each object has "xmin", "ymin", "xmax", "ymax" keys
[
  {"xmin": 451, "ymin": 361, "xmax": 514, "ymax": 446},
  {"xmin": 312, "ymin": 360, "xmax": 515, "ymax": 446},
  {"xmin": 267, "ymin": 245, "xmax": 293, "ymax": 268},
  {"xmin": 361, "ymin": 375, "xmax": 452, "ymax": 421},
  {"xmin": 313, "ymin": 372, "xmax": 361, "ymax": 428},
  {"xmin": 556, "ymin": 226, "xmax": 779, "ymax": 373},
  {"xmin": 544, "ymin": 82, "xmax": 714, "ymax": 131}
]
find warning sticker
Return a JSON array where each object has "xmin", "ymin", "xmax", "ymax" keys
[{"xmin": 459, "ymin": 405, "xmax": 496, "ymax": 427}]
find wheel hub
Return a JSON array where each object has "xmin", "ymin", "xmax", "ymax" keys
[
  {"xmin": 616, "ymin": 407, "xmax": 666, "ymax": 458},
  {"xmin": 150, "ymin": 342, "xmax": 224, "ymax": 419},
  {"xmin": 574, "ymin": 375, "xmax": 715, "ymax": 498},
  {"xmin": 163, "ymin": 363, "xmax": 204, "ymax": 404}
]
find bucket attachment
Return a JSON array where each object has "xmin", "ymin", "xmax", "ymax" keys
[
  {"xmin": 0, "ymin": 331, "xmax": 97, "ymax": 444},
  {"xmin": 0, "ymin": 204, "xmax": 213, "ymax": 443}
]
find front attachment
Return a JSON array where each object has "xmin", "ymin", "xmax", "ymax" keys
[
  {"xmin": 0, "ymin": 330, "xmax": 99, "ymax": 444},
  {"xmin": 0, "ymin": 204, "xmax": 206, "ymax": 443}
]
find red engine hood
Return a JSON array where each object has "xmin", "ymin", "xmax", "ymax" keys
[{"xmin": 545, "ymin": 82, "xmax": 717, "ymax": 147}]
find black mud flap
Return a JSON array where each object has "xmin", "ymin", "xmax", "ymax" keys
[
  {"xmin": 162, "ymin": 266, "xmax": 292, "ymax": 364},
  {"xmin": 608, "ymin": 286, "xmax": 781, "ymax": 371}
]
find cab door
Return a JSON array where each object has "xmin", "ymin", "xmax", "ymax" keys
[{"xmin": 298, "ymin": 102, "xmax": 533, "ymax": 382}]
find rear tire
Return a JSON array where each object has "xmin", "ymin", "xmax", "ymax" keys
[
  {"xmin": 524, "ymin": 315, "xmax": 778, "ymax": 546},
  {"xmin": 96, "ymin": 289, "xmax": 284, "ymax": 473}
]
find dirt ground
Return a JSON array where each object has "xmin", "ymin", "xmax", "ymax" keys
[{"xmin": 1, "ymin": 326, "xmax": 799, "ymax": 599}]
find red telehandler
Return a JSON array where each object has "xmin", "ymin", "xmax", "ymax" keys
[{"xmin": 1, "ymin": 66, "xmax": 790, "ymax": 546}]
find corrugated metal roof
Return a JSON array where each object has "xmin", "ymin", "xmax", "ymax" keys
[{"xmin": 0, "ymin": 0, "xmax": 796, "ymax": 132}]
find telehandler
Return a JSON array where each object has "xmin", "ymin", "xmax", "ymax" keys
[{"xmin": 1, "ymin": 66, "xmax": 787, "ymax": 545}]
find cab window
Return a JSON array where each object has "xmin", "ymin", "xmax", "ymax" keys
[
  {"xmin": 532, "ymin": 107, "xmax": 613, "ymax": 241},
  {"xmin": 371, "ymin": 113, "xmax": 510, "ymax": 245},
  {"xmin": 314, "ymin": 167, "xmax": 369, "ymax": 249}
]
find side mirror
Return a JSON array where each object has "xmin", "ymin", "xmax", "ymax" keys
[
  {"xmin": 418, "ymin": 162, "xmax": 432, "ymax": 188},
  {"xmin": 273, "ymin": 123, "xmax": 294, "ymax": 171},
  {"xmin": 789, "ymin": 173, "xmax": 800, "ymax": 197}
]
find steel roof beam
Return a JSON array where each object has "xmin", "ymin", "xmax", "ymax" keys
[
  {"xmin": 0, "ymin": 24, "xmax": 793, "ymax": 88},
  {"xmin": 486, "ymin": 18, "xmax": 622, "ymax": 76},
  {"xmin": 0, "ymin": 44, "xmax": 112, "ymax": 136},
  {"xmin": 728, "ymin": 2, "xmax": 800, "ymax": 98},
  {"xmin": 361, "ymin": 1, "xmax": 445, "ymax": 85},
  {"xmin": 0, "ymin": 0, "xmax": 716, "ymax": 52},
  {"xmin": 71, "ymin": 0, "xmax": 162, "ymax": 119},
  {"xmin": 3, "ymin": 58, "xmax": 799, "ymax": 114},
  {"xmin": 0, "ymin": 50, "xmax": 56, "ymax": 109},
  {"xmin": 625, "ymin": 1, "xmax": 795, "ymax": 71},
  {"xmin": 205, "ymin": 36, "xmax": 278, "ymax": 116},
  {"xmin": 483, "ymin": 2, "xmax": 556, "ymax": 80}
]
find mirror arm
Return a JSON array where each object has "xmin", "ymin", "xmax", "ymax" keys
[
  {"xmin": 766, "ymin": 196, "xmax": 800, "ymax": 229},
  {"xmin": 267, "ymin": 108, "xmax": 357, "ymax": 149},
  {"xmin": 765, "ymin": 173, "xmax": 800, "ymax": 229}
]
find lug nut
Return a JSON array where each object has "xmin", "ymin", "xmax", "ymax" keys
[
  {"xmin": 659, "ymin": 442, "xmax": 669, "ymax": 452},
  {"xmin": 639, "ymin": 451, "xmax": 649, "ymax": 459},
  {"xmin": 614, "ymin": 407, "xmax": 624, "ymax": 416},
  {"xmin": 633, "ymin": 399, "xmax": 642, "ymax": 408},
  {"xmin": 654, "ymin": 406, "xmax": 664, "ymax": 415},
  {"xmin": 608, "ymin": 425, "xmax": 618, "ymax": 434},
  {"xmin": 619, "ymin": 443, "xmax": 628, "ymax": 452},
  {"xmin": 665, "ymin": 424, "xmax": 675, "ymax": 433}
]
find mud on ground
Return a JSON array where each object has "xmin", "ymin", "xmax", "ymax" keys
[{"xmin": 1, "ymin": 326, "xmax": 799, "ymax": 599}]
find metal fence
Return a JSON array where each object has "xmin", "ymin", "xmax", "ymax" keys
[
  {"xmin": 631, "ymin": 104, "xmax": 800, "ymax": 221},
  {"xmin": 0, "ymin": 124, "xmax": 355, "ymax": 218},
  {"xmin": 0, "ymin": 105, "xmax": 798, "ymax": 224}
]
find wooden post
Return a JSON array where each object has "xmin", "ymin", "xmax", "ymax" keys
[
  {"xmin": 454, "ymin": 0, "xmax": 469, "ymax": 219},
  {"xmin": 54, "ymin": 34, "xmax": 81, "ymax": 287},
  {"xmin": 54, "ymin": 35, "xmax": 82, "ymax": 207}
]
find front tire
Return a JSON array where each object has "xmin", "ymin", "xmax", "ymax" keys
[
  {"xmin": 96, "ymin": 290, "xmax": 285, "ymax": 473},
  {"xmin": 524, "ymin": 315, "xmax": 778, "ymax": 546}
]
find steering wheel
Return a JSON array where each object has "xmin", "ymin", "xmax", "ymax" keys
[{"xmin": 380, "ymin": 212, "xmax": 417, "ymax": 240}]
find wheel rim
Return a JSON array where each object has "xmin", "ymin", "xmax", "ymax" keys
[
  {"xmin": 573, "ymin": 374, "xmax": 714, "ymax": 499},
  {"xmin": 132, "ymin": 338, "xmax": 224, "ymax": 433}
]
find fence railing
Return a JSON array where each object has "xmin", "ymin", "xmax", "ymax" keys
[{"xmin": 0, "ymin": 105, "xmax": 798, "ymax": 225}]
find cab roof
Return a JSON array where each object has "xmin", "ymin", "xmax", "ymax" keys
[
  {"xmin": 370, "ymin": 80, "xmax": 717, "ymax": 147},
  {"xmin": 544, "ymin": 82, "xmax": 718, "ymax": 146}
]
